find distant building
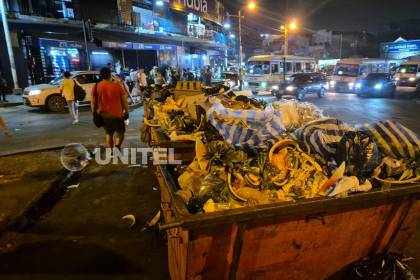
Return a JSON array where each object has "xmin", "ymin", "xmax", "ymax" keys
[
  {"xmin": 251, "ymin": 29, "xmax": 378, "ymax": 61},
  {"xmin": 0, "ymin": 0, "xmax": 228, "ymax": 87}
]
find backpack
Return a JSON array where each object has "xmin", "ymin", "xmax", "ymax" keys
[{"xmin": 73, "ymin": 80, "xmax": 86, "ymax": 101}]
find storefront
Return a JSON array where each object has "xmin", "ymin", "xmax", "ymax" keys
[
  {"xmin": 38, "ymin": 38, "xmax": 85, "ymax": 80},
  {"xmin": 102, "ymin": 41, "xmax": 177, "ymax": 70}
]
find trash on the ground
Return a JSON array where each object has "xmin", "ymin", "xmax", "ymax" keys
[
  {"xmin": 66, "ymin": 184, "xmax": 80, "ymax": 190},
  {"xmin": 121, "ymin": 214, "xmax": 136, "ymax": 228},
  {"xmin": 147, "ymin": 211, "xmax": 161, "ymax": 226}
]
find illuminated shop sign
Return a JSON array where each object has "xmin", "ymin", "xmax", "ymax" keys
[
  {"xmin": 39, "ymin": 38, "xmax": 83, "ymax": 49},
  {"xmin": 383, "ymin": 41, "xmax": 420, "ymax": 53},
  {"xmin": 164, "ymin": 0, "xmax": 224, "ymax": 25},
  {"xmin": 103, "ymin": 41, "xmax": 176, "ymax": 51}
]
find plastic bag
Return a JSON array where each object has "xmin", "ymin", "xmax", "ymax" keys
[
  {"xmin": 335, "ymin": 130, "xmax": 381, "ymax": 180},
  {"xmin": 349, "ymin": 254, "xmax": 416, "ymax": 280},
  {"xmin": 294, "ymin": 118, "xmax": 352, "ymax": 160},
  {"xmin": 272, "ymin": 100, "xmax": 324, "ymax": 130},
  {"xmin": 363, "ymin": 120, "xmax": 420, "ymax": 160}
]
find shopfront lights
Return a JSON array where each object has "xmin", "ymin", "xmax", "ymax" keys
[
  {"xmin": 155, "ymin": 1, "xmax": 164, "ymax": 7},
  {"xmin": 229, "ymin": 34, "xmax": 235, "ymax": 39},
  {"xmin": 348, "ymin": 82, "xmax": 355, "ymax": 89},
  {"xmin": 29, "ymin": 90, "xmax": 41, "ymax": 96},
  {"xmin": 271, "ymin": 85, "xmax": 279, "ymax": 91},
  {"xmin": 92, "ymin": 51, "xmax": 109, "ymax": 55},
  {"xmin": 244, "ymin": 81, "xmax": 249, "ymax": 87},
  {"xmin": 355, "ymin": 82, "xmax": 361, "ymax": 89},
  {"xmin": 224, "ymin": 23, "xmax": 231, "ymax": 29},
  {"xmin": 261, "ymin": 82, "xmax": 267, "ymax": 88},
  {"xmin": 202, "ymin": 55, "xmax": 207, "ymax": 60}
]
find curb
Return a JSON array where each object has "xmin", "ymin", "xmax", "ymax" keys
[
  {"xmin": 0, "ymin": 145, "xmax": 65, "ymax": 158},
  {"xmin": 0, "ymin": 102, "xmax": 22, "ymax": 108}
]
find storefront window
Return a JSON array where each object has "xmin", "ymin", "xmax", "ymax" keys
[{"xmin": 41, "ymin": 46, "xmax": 81, "ymax": 79}]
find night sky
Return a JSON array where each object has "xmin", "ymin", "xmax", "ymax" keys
[{"xmin": 223, "ymin": 0, "xmax": 420, "ymax": 34}]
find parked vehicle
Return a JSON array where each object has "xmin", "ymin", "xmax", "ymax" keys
[
  {"xmin": 355, "ymin": 73, "xmax": 396, "ymax": 98},
  {"xmin": 273, "ymin": 73, "xmax": 328, "ymax": 101},
  {"xmin": 23, "ymin": 71, "xmax": 104, "ymax": 112},
  {"xmin": 243, "ymin": 55, "xmax": 316, "ymax": 95},
  {"xmin": 329, "ymin": 58, "xmax": 393, "ymax": 93}
]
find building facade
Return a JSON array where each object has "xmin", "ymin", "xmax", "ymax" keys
[{"xmin": 0, "ymin": 0, "xmax": 227, "ymax": 88}]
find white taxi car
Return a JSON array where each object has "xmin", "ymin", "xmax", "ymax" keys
[{"xmin": 23, "ymin": 71, "xmax": 101, "ymax": 112}]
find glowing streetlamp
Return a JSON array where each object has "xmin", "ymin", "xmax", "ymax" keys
[
  {"xmin": 282, "ymin": 18, "xmax": 298, "ymax": 56},
  {"xmin": 226, "ymin": 1, "xmax": 257, "ymax": 88}
]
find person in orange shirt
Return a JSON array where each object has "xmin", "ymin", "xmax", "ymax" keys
[{"xmin": 92, "ymin": 68, "xmax": 129, "ymax": 150}]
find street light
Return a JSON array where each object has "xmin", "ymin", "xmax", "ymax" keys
[
  {"xmin": 281, "ymin": 18, "xmax": 298, "ymax": 56},
  {"xmin": 227, "ymin": 1, "xmax": 257, "ymax": 89}
]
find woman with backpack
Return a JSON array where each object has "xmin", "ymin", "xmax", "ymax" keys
[{"xmin": 60, "ymin": 71, "xmax": 81, "ymax": 124}]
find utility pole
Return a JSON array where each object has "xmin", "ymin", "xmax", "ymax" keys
[
  {"xmin": 284, "ymin": 26, "xmax": 289, "ymax": 56},
  {"xmin": 82, "ymin": 19, "xmax": 92, "ymax": 70},
  {"xmin": 238, "ymin": 10, "xmax": 243, "ymax": 86},
  {"xmin": 0, "ymin": 0, "xmax": 20, "ymax": 92}
]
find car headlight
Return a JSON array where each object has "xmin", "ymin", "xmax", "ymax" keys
[
  {"xmin": 286, "ymin": 85, "xmax": 296, "ymax": 92},
  {"xmin": 348, "ymin": 82, "xmax": 355, "ymax": 89},
  {"xmin": 271, "ymin": 85, "xmax": 279, "ymax": 91},
  {"xmin": 374, "ymin": 83, "xmax": 383, "ymax": 90},
  {"xmin": 394, "ymin": 77, "xmax": 400, "ymax": 81},
  {"xmin": 329, "ymin": 81, "xmax": 336, "ymax": 86},
  {"xmin": 29, "ymin": 90, "xmax": 41, "ymax": 96},
  {"xmin": 355, "ymin": 82, "xmax": 361, "ymax": 89},
  {"xmin": 261, "ymin": 82, "xmax": 267, "ymax": 88},
  {"xmin": 409, "ymin": 77, "xmax": 416, "ymax": 82}
]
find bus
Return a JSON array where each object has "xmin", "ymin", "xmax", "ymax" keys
[
  {"xmin": 329, "ymin": 58, "xmax": 393, "ymax": 93},
  {"xmin": 243, "ymin": 55, "xmax": 316, "ymax": 95}
]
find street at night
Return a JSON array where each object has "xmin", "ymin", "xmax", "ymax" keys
[{"xmin": 1, "ymin": 0, "xmax": 420, "ymax": 279}]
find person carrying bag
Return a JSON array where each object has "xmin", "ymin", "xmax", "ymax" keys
[{"xmin": 91, "ymin": 67, "xmax": 129, "ymax": 150}]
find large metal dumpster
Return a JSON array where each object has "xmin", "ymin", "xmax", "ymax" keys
[{"xmin": 155, "ymin": 165, "xmax": 420, "ymax": 280}]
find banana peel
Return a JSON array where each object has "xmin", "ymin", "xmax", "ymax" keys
[{"xmin": 122, "ymin": 214, "xmax": 136, "ymax": 228}]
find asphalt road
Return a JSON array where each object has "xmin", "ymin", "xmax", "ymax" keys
[
  {"xmin": 0, "ymin": 92, "xmax": 419, "ymax": 156},
  {"xmin": 0, "ymin": 92, "xmax": 419, "ymax": 279}
]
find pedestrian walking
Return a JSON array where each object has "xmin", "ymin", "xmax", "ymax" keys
[
  {"xmin": 0, "ymin": 72, "xmax": 7, "ymax": 103},
  {"xmin": 202, "ymin": 66, "xmax": 213, "ymax": 86},
  {"xmin": 92, "ymin": 67, "xmax": 129, "ymax": 151},
  {"xmin": 149, "ymin": 66, "xmax": 159, "ymax": 85},
  {"xmin": 60, "ymin": 71, "xmax": 80, "ymax": 124}
]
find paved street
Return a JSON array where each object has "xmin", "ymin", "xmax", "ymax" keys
[
  {"xmin": 0, "ymin": 93, "xmax": 419, "ymax": 279},
  {"xmin": 1, "ymin": 93, "xmax": 419, "ymax": 156}
]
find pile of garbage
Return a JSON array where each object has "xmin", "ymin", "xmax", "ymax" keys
[
  {"xmin": 142, "ymin": 84, "xmax": 419, "ymax": 214},
  {"xmin": 173, "ymin": 100, "xmax": 419, "ymax": 214}
]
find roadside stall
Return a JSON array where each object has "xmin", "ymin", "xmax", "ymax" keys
[{"xmin": 143, "ymin": 82, "xmax": 420, "ymax": 280}]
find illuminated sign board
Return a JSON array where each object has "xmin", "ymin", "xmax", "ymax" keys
[
  {"xmin": 39, "ymin": 38, "xmax": 83, "ymax": 49},
  {"xmin": 103, "ymin": 41, "xmax": 176, "ymax": 51},
  {"xmin": 381, "ymin": 40, "xmax": 420, "ymax": 59},
  {"xmin": 163, "ymin": 0, "xmax": 224, "ymax": 25}
]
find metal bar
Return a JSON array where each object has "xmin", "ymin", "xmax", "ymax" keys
[
  {"xmin": 82, "ymin": 19, "xmax": 91, "ymax": 70},
  {"xmin": 238, "ymin": 10, "xmax": 243, "ymax": 90},
  {"xmin": 0, "ymin": 0, "xmax": 19, "ymax": 90},
  {"xmin": 229, "ymin": 222, "xmax": 247, "ymax": 280}
]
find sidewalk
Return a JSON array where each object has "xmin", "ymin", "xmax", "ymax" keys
[
  {"xmin": 0, "ymin": 95, "xmax": 22, "ymax": 108},
  {"xmin": 0, "ymin": 150, "xmax": 67, "ymax": 233},
  {"xmin": 0, "ymin": 148, "xmax": 168, "ymax": 279}
]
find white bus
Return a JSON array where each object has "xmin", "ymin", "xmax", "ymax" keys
[
  {"xmin": 394, "ymin": 61, "xmax": 420, "ymax": 91},
  {"xmin": 329, "ymin": 58, "xmax": 392, "ymax": 93},
  {"xmin": 243, "ymin": 55, "xmax": 316, "ymax": 95}
]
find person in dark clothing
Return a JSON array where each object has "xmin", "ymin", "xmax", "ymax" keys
[{"xmin": 0, "ymin": 72, "xmax": 8, "ymax": 103}]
